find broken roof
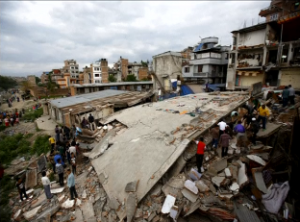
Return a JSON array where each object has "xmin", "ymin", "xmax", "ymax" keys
[
  {"xmin": 90, "ymin": 92, "xmax": 249, "ymax": 220},
  {"xmin": 50, "ymin": 89, "xmax": 128, "ymax": 108}
]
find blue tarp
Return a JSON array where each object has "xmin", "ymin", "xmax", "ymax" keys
[
  {"xmin": 172, "ymin": 82, "xmax": 194, "ymax": 96},
  {"xmin": 193, "ymin": 43, "xmax": 203, "ymax": 52},
  {"xmin": 207, "ymin": 84, "xmax": 226, "ymax": 91}
]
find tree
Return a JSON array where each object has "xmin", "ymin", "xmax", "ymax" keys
[
  {"xmin": 108, "ymin": 74, "xmax": 117, "ymax": 82},
  {"xmin": 35, "ymin": 76, "xmax": 41, "ymax": 84},
  {"xmin": 125, "ymin": 74, "xmax": 137, "ymax": 82},
  {"xmin": 0, "ymin": 76, "xmax": 17, "ymax": 91},
  {"xmin": 42, "ymin": 73, "xmax": 60, "ymax": 98},
  {"xmin": 141, "ymin": 60, "xmax": 148, "ymax": 67}
]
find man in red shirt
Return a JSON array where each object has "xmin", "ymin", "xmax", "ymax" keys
[{"xmin": 193, "ymin": 137, "xmax": 206, "ymax": 173}]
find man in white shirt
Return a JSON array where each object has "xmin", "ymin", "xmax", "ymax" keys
[
  {"xmin": 217, "ymin": 119, "xmax": 228, "ymax": 137},
  {"xmin": 68, "ymin": 146, "xmax": 76, "ymax": 157},
  {"xmin": 41, "ymin": 171, "xmax": 53, "ymax": 201}
]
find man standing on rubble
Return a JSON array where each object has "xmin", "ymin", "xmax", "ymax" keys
[
  {"xmin": 288, "ymin": 85, "xmax": 295, "ymax": 105},
  {"xmin": 56, "ymin": 158, "xmax": 64, "ymax": 186},
  {"xmin": 234, "ymin": 120, "xmax": 246, "ymax": 147},
  {"xmin": 193, "ymin": 137, "xmax": 206, "ymax": 173},
  {"xmin": 219, "ymin": 130, "xmax": 231, "ymax": 157},
  {"xmin": 210, "ymin": 126, "xmax": 219, "ymax": 148},
  {"xmin": 282, "ymin": 86, "xmax": 290, "ymax": 107},
  {"xmin": 257, "ymin": 104, "xmax": 270, "ymax": 130},
  {"xmin": 49, "ymin": 135, "xmax": 56, "ymax": 154},
  {"xmin": 67, "ymin": 168, "xmax": 78, "ymax": 201},
  {"xmin": 217, "ymin": 119, "xmax": 228, "ymax": 137}
]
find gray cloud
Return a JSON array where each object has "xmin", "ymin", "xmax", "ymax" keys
[{"xmin": 0, "ymin": 1, "xmax": 270, "ymax": 76}]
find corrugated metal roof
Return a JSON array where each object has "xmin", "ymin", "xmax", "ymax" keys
[
  {"xmin": 72, "ymin": 81, "xmax": 153, "ymax": 88},
  {"xmin": 50, "ymin": 89, "xmax": 128, "ymax": 108}
]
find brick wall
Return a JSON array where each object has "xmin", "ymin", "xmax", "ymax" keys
[
  {"xmin": 121, "ymin": 58, "xmax": 128, "ymax": 79},
  {"xmin": 138, "ymin": 67, "xmax": 148, "ymax": 80},
  {"xmin": 101, "ymin": 59, "xmax": 109, "ymax": 83},
  {"xmin": 29, "ymin": 87, "xmax": 69, "ymax": 97}
]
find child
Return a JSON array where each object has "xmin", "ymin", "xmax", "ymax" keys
[{"xmin": 71, "ymin": 153, "xmax": 76, "ymax": 175}]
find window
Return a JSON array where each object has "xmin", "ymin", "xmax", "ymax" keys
[
  {"xmin": 231, "ymin": 54, "xmax": 236, "ymax": 64},
  {"xmin": 94, "ymin": 67, "xmax": 100, "ymax": 71},
  {"xmin": 71, "ymin": 67, "xmax": 74, "ymax": 69},
  {"xmin": 184, "ymin": 67, "xmax": 190, "ymax": 73},
  {"xmin": 201, "ymin": 53, "xmax": 210, "ymax": 58},
  {"xmin": 197, "ymin": 65, "xmax": 203, "ymax": 73},
  {"xmin": 225, "ymin": 53, "xmax": 229, "ymax": 60},
  {"xmin": 95, "ymin": 74, "xmax": 100, "ymax": 77},
  {"xmin": 71, "ymin": 71, "xmax": 74, "ymax": 73},
  {"xmin": 95, "ymin": 80, "xmax": 101, "ymax": 83},
  {"xmin": 211, "ymin": 53, "xmax": 221, "ymax": 59},
  {"xmin": 233, "ymin": 37, "xmax": 237, "ymax": 45}
]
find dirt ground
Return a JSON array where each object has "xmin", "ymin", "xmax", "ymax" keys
[{"xmin": 0, "ymin": 93, "xmax": 40, "ymax": 112}]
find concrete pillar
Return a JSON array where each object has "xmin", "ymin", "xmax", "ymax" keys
[
  {"xmin": 287, "ymin": 43, "xmax": 293, "ymax": 63},
  {"xmin": 262, "ymin": 46, "xmax": 267, "ymax": 66}
]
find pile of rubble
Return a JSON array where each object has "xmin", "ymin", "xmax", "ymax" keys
[{"xmin": 7, "ymin": 93, "xmax": 299, "ymax": 222}]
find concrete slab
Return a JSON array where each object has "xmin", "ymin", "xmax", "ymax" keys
[
  {"xmin": 37, "ymin": 155, "xmax": 47, "ymax": 173},
  {"xmin": 25, "ymin": 168, "xmax": 37, "ymax": 189},
  {"xmin": 184, "ymin": 180, "xmax": 198, "ymax": 195},
  {"xmin": 81, "ymin": 201, "xmax": 95, "ymax": 221},
  {"xmin": 125, "ymin": 180, "xmax": 139, "ymax": 192},
  {"xmin": 126, "ymin": 193, "xmax": 137, "ymax": 222},
  {"xmin": 31, "ymin": 193, "xmax": 46, "ymax": 208},
  {"xmin": 247, "ymin": 155, "xmax": 266, "ymax": 166},
  {"xmin": 257, "ymin": 122, "xmax": 281, "ymax": 138},
  {"xmin": 252, "ymin": 168, "xmax": 268, "ymax": 193},
  {"xmin": 188, "ymin": 168, "xmax": 202, "ymax": 181},
  {"xmin": 181, "ymin": 188, "xmax": 198, "ymax": 203},
  {"xmin": 211, "ymin": 176, "xmax": 225, "ymax": 187},
  {"xmin": 75, "ymin": 208, "xmax": 84, "ymax": 222},
  {"xmin": 35, "ymin": 115, "xmax": 58, "ymax": 131},
  {"xmin": 91, "ymin": 93, "xmax": 249, "ymax": 220},
  {"xmin": 84, "ymin": 129, "xmax": 116, "ymax": 159},
  {"xmin": 51, "ymin": 187, "xmax": 65, "ymax": 194},
  {"xmin": 237, "ymin": 160, "xmax": 248, "ymax": 187},
  {"xmin": 161, "ymin": 195, "xmax": 176, "ymax": 214},
  {"xmin": 23, "ymin": 206, "xmax": 41, "ymax": 220}
]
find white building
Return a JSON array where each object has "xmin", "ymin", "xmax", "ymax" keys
[{"xmin": 91, "ymin": 59, "xmax": 102, "ymax": 83}]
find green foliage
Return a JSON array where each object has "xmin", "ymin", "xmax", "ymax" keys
[
  {"xmin": 108, "ymin": 74, "xmax": 117, "ymax": 82},
  {"xmin": 125, "ymin": 74, "xmax": 137, "ymax": 82},
  {"xmin": 48, "ymin": 172, "xmax": 55, "ymax": 181},
  {"xmin": 31, "ymin": 135, "xmax": 50, "ymax": 156},
  {"xmin": 0, "ymin": 175, "xmax": 14, "ymax": 222},
  {"xmin": 22, "ymin": 108, "xmax": 43, "ymax": 121},
  {"xmin": 0, "ymin": 125, "xmax": 6, "ymax": 132},
  {"xmin": 0, "ymin": 134, "xmax": 31, "ymax": 165},
  {"xmin": 0, "ymin": 76, "xmax": 17, "ymax": 91},
  {"xmin": 141, "ymin": 60, "xmax": 148, "ymax": 67},
  {"xmin": 35, "ymin": 76, "xmax": 41, "ymax": 84}
]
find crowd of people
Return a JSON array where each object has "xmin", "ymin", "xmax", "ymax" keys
[
  {"xmin": 193, "ymin": 99, "xmax": 273, "ymax": 174},
  {"xmin": 42, "ymin": 125, "xmax": 80, "ymax": 203},
  {"xmin": 0, "ymin": 109, "xmax": 25, "ymax": 127}
]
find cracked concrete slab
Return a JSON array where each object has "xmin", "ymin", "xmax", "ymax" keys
[{"xmin": 90, "ymin": 93, "xmax": 249, "ymax": 220}]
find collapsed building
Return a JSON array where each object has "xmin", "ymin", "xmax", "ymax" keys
[{"xmin": 43, "ymin": 90, "xmax": 154, "ymax": 127}]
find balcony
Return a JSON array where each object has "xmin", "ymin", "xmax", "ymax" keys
[
  {"xmin": 190, "ymin": 57, "xmax": 223, "ymax": 65},
  {"xmin": 193, "ymin": 72, "xmax": 223, "ymax": 78}
]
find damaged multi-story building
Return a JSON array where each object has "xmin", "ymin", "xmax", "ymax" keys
[
  {"xmin": 83, "ymin": 59, "xmax": 109, "ymax": 84},
  {"xmin": 182, "ymin": 37, "xmax": 230, "ymax": 84},
  {"xmin": 226, "ymin": 0, "xmax": 300, "ymax": 90}
]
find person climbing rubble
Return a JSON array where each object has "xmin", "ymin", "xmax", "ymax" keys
[
  {"xmin": 257, "ymin": 104, "xmax": 270, "ymax": 130},
  {"xmin": 193, "ymin": 137, "xmax": 206, "ymax": 173},
  {"xmin": 41, "ymin": 171, "xmax": 53, "ymax": 202},
  {"xmin": 234, "ymin": 120, "xmax": 246, "ymax": 147},
  {"xmin": 249, "ymin": 117, "xmax": 260, "ymax": 145},
  {"xmin": 15, "ymin": 176, "xmax": 28, "ymax": 202},
  {"xmin": 56, "ymin": 158, "xmax": 64, "ymax": 186},
  {"xmin": 210, "ymin": 125, "xmax": 219, "ymax": 148},
  {"xmin": 219, "ymin": 129, "xmax": 231, "ymax": 157},
  {"xmin": 67, "ymin": 168, "xmax": 78, "ymax": 201}
]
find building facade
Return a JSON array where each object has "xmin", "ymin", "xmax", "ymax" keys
[
  {"xmin": 152, "ymin": 51, "xmax": 182, "ymax": 93},
  {"xmin": 226, "ymin": 0, "xmax": 300, "ymax": 90},
  {"xmin": 27, "ymin": 75, "xmax": 37, "ymax": 87},
  {"xmin": 183, "ymin": 37, "xmax": 229, "ymax": 84}
]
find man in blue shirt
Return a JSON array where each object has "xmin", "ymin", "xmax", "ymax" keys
[
  {"xmin": 54, "ymin": 152, "xmax": 65, "ymax": 166},
  {"xmin": 67, "ymin": 168, "xmax": 78, "ymax": 200},
  {"xmin": 234, "ymin": 121, "xmax": 246, "ymax": 147}
]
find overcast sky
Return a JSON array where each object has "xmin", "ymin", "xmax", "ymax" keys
[{"xmin": 0, "ymin": 1, "xmax": 269, "ymax": 77}]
